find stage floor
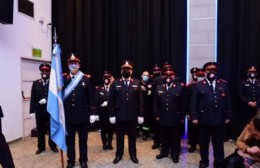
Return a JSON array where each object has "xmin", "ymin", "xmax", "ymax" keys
[{"xmin": 9, "ymin": 131, "xmax": 236, "ymax": 168}]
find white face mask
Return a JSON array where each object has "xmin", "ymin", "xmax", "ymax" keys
[
  {"xmin": 68, "ymin": 64, "xmax": 79, "ymax": 73},
  {"xmin": 197, "ymin": 77, "xmax": 204, "ymax": 82}
]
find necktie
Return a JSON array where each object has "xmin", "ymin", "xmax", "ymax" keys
[
  {"xmin": 124, "ymin": 80, "xmax": 129, "ymax": 87},
  {"xmin": 72, "ymin": 76, "xmax": 75, "ymax": 80},
  {"xmin": 105, "ymin": 86, "xmax": 109, "ymax": 92},
  {"xmin": 210, "ymin": 81, "xmax": 214, "ymax": 92}
]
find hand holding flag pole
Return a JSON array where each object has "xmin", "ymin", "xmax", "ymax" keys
[{"xmin": 47, "ymin": 28, "xmax": 66, "ymax": 168}]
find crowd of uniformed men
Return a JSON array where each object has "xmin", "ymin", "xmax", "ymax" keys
[{"xmin": 1, "ymin": 53, "xmax": 259, "ymax": 168}]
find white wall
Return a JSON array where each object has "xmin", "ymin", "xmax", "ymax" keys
[
  {"xmin": 188, "ymin": 0, "xmax": 217, "ymax": 80},
  {"xmin": 0, "ymin": 0, "xmax": 52, "ymax": 141}
]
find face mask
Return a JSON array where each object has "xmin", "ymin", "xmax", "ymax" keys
[
  {"xmin": 197, "ymin": 77, "xmax": 204, "ymax": 82},
  {"xmin": 41, "ymin": 73, "xmax": 50, "ymax": 80},
  {"xmin": 192, "ymin": 75, "xmax": 198, "ymax": 82},
  {"xmin": 142, "ymin": 76, "xmax": 149, "ymax": 82},
  {"xmin": 165, "ymin": 78, "xmax": 172, "ymax": 84},
  {"xmin": 68, "ymin": 64, "xmax": 79, "ymax": 73},
  {"xmin": 104, "ymin": 79, "xmax": 110, "ymax": 85},
  {"xmin": 206, "ymin": 72, "xmax": 216, "ymax": 81},
  {"xmin": 248, "ymin": 73, "xmax": 256, "ymax": 79},
  {"xmin": 122, "ymin": 69, "xmax": 131, "ymax": 78},
  {"xmin": 153, "ymin": 72, "xmax": 161, "ymax": 77}
]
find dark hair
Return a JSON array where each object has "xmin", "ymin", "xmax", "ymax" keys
[{"xmin": 252, "ymin": 112, "xmax": 260, "ymax": 132}]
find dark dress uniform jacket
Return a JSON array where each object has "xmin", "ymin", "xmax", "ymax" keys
[
  {"xmin": 30, "ymin": 79, "xmax": 49, "ymax": 116},
  {"xmin": 63, "ymin": 74, "xmax": 94, "ymax": 123},
  {"xmin": 191, "ymin": 79, "xmax": 232, "ymax": 125},
  {"xmin": 154, "ymin": 82, "xmax": 185, "ymax": 126},
  {"xmin": 96, "ymin": 86, "xmax": 110, "ymax": 122},
  {"xmin": 239, "ymin": 79, "xmax": 260, "ymax": 109},
  {"xmin": 109, "ymin": 78, "xmax": 144, "ymax": 121}
]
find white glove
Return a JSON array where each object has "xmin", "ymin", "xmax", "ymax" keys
[
  {"xmin": 138, "ymin": 117, "xmax": 144, "ymax": 125},
  {"xmin": 90, "ymin": 115, "xmax": 96, "ymax": 124},
  {"xmin": 109, "ymin": 117, "xmax": 116, "ymax": 124},
  {"xmin": 100, "ymin": 101, "xmax": 108, "ymax": 107},
  {"xmin": 95, "ymin": 115, "xmax": 100, "ymax": 121},
  {"xmin": 39, "ymin": 98, "xmax": 47, "ymax": 105},
  {"xmin": 30, "ymin": 113, "xmax": 35, "ymax": 118}
]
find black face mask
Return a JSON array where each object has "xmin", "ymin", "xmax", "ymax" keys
[
  {"xmin": 122, "ymin": 69, "xmax": 131, "ymax": 78},
  {"xmin": 153, "ymin": 72, "xmax": 161, "ymax": 77},
  {"xmin": 41, "ymin": 73, "xmax": 50, "ymax": 80},
  {"xmin": 206, "ymin": 72, "xmax": 216, "ymax": 81},
  {"xmin": 248, "ymin": 73, "xmax": 257, "ymax": 79}
]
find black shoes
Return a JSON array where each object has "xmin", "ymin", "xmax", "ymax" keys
[
  {"xmin": 130, "ymin": 156, "xmax": 139, "ymax": 164},
  {"xmin": 152, "ymin": 144, "xmax": 160, "ymax": 149},
  {"xmin": 188, "ymin": 147, "xmax": 196, "ymax": 153},
  {"xmin": 66, "ymin": 163, "xmax": 75, "ymax": 168},
  {"xmin": 35, "ymin": 149, "xmax": 45, "ymax": 154},
  {"xmin": 51, "ymin": 147, "xmax": 58, "ymax": 153},
  {"xmin": 199, "ymin": 162, "xmax": 209, "ymax": 168},
  {"xmin": 80, "ymin": 162, "xmax": 88, "ymax": 168},
  {"xmin": 156, "ymin": 154, "xmax": 168, "ymax": 159},
  {"xmin": 103, "ymin": 145, "xmax": 108, "ymax": 150},
  {"xmin": 113, "ymin": 156, "xmax": 122, "ymax": 164},
  {"xmin": 172, "ymin": 156, "xmax": 179, "ymax": 163},
  {"xmin": 103, "ymin": 145, "xmax": 113, "ymax": 150},
  {"xmin": 107, "ymin": 145, "xmax": 113, "ymax": 150}
]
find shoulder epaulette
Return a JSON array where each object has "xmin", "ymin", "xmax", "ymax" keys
[
  {"xmin": 180, "ymin": 83, "xmax": 185, "ymax": 86},
  {"xmin": 219, "ymin": 79, "xmax": 227, "ymax": 83},
  {"xmin": 84, "ymin": 74, "xmax": 91, "ymax": 78},
  {"xmin": 95, "ymin": 85, "xmax": 103, "ymax": 90},
  {"xmin": 63, "ymin": 73, "xmax": 68, "ymax": 76}
]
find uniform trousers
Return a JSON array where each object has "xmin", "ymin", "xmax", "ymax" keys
[
  {"xmin": 160, "ymin": 124, "xmax": 181, "ymax": 157},
  {"xmin": 100, "ymin": 121, "xmax": 113, "ymax": 146},
  {"xmin": 66, "ymin": 122, "xmax": 89, "ymax": 164},
  {"xmin": 188, "ymin": 120, "xmax": 199, "ymax": 147},
  {"xmin": 199, "ymin": 125, "xmax": 225, "ymax": 166},
  {"xmin": 0, "ymin": 132, "xmax": 15, "ymax": 168},
  {"xmin": 116, "ymin": 121, "xmax": 137, "ymax": 157},
  {"xmin": 36, "ymin": 114, "xmax": 56, "ymax": 150}
]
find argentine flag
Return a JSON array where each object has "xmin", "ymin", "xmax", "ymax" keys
[{"xmin": 47, "ymin": 44, "xmax": 67, "ymax": 151}]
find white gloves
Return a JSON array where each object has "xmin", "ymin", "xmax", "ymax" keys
[
  {"xmin": 100, "ymin": 101, "xmax": 108, "ymax": 107},
  {"xmin": 39, "ymin": 98, "xmax": 47, "ymax": 105},
  {"xmin": 109, "ymin": 117, "xmax": 116, "ymax": 124},
  {"xmin": 90, "ymin": 115, "xmax": 96, "ymax": 124},
  {"xmin": 30, "ymin": 113, "xmax": 35, "ymax": 118},
  {"xmin": 138, "ymin": 117, "xmax": 144, "ymax": 125},
  {"xmin": 90, "ymin": 115, "xmax": 99, "ymax": 123}
]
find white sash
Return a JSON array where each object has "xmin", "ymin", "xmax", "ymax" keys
[{"xmin": 63, "ymin": 71, "xmax": 84, "ymax": 100}]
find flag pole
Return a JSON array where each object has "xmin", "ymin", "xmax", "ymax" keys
[{"xmin": 53, "ymin": 27, "xmax": 65, "ymax": 168}]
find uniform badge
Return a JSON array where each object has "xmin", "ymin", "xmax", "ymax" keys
[
  {"xmin": 82, "ymin": 82, "xmax": 86, "ymax": 86},
  {"xmin": 245, "ymin": 84, "xmax": 249, "ymax": 87},
  {"xmin": 221, "ymin": 92, "xmax": 226, "ymax": 97},
  {"xmin": 116, "ymin": 85, "xmax": 121, "ymax": 88},
  {"xmin": 132, "ymin": 85, "xmax": 138, "ymax": 88},
  {"xmin": 173, "ymin": 84, "xmax": 176, "ymax": 88},
  {"xmin": 148, "ymin": 84, "xmax": 152, "ymax": 88},
  {"xmin": 99, "ymin": 92, "xmax": 104, "ymax": 95},
  {"xmin": 203, "ymin": 81, "xmax": 206, "ymax": 84}
]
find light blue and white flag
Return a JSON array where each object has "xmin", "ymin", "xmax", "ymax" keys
[{"xmin": 47, "ymin": 44, "xmax": 67, "ymax": 151}]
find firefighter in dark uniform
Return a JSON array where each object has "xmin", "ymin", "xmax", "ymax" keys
[
  {"xmin": 0, "ymin": 106, "xmax": 15, "ymax": 168},
  {"xmin": 109, "ymin": 60, "xmax": 144, "ymax": 164},
  {"xmin": 238, "ymin": 65, "xmax": 260, "ymax": 128},
  {"xmin": 186, "ymin": 67, "xmax": 205, "ymax": 153},
  {"xmin": 140, "ymin": 71, "xmax": 154, "ymax": 140},
  {"xmin": 30, "ymin": 64, "xmax": 58, "ymax": 154},
  {"xmin": 63, "ymin": 53, "xmax": 97, "ymax": 168},
  {"xmin": 191, "ymin": 62, "xmax": 232, "ymax": 168},
  {"xmin": 151, "ymin": 64, "xmax": 162, "ymax": 149},
  {"xmin": 154, "ymin": 68, "xmax": 185, "ymax": 163},
  {"xmin": 95, "ymin": 71, "xmax": 114, "ymax": 150}
]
